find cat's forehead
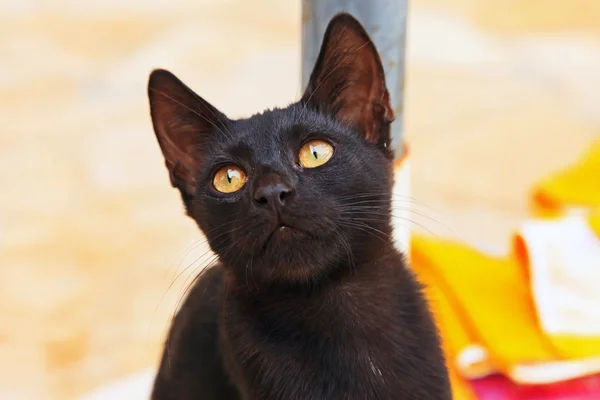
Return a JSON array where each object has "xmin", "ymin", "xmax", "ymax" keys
[
  {"xmin": 219, "ymin": 105, "xmax": 339, "ymax": 152},
  {"xmin": 235, "ymin": 106, "xmax": 328, "ymax": 137}
]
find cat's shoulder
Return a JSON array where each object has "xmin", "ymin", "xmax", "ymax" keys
[
  {"xmin": 166, "ymin": 264, "xmax": 225, "ymax": 341},
  {"xmin": 178, "ymin": 264, "xmax": 224, "ymax": 313}
]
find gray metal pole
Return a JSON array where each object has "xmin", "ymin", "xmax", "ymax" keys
[{"xmin": 301, "ymin": 0, "xmax": 408, "ymax": 159}]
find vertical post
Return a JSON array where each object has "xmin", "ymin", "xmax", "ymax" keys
[
  {"xmin": 302, "ymin": 0, "xmax": 411, "ymax": 253},
  {"xmin": 301, "ymin": 0, "xmax": 408, "ymax": 160}
]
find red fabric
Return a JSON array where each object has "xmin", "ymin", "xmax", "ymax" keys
[{"xmin": 470, "ymin": 374, "xmax": 600, "ymax": 399}]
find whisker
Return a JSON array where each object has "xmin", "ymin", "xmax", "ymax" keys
[
  {"xmin": 339, "ymin": 206, "xmax": 460, "ymax": 239},
  {"xmin": 335, "ymin": 193, "xmax": 447, "ymax": 215},
  {"xmin": 161, "ymin": 219, "xmax": 239, "ymax": 283},
  {"xmin": 148, "ymin": 221, "xmax": 242, "ymax": 350}
]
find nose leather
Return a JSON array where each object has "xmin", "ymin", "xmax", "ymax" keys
[{"xmin": 254, "ymin": 176, "xmax": 294, "ymax": 208}]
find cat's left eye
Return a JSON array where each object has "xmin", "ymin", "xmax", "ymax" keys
[
  {"xmin": 213, "ymin": 165, "xmax": 247, "ymax": 193},
  {"xmin": 298, "ymin": 140, "xmax": 334, "ymax": 168}
]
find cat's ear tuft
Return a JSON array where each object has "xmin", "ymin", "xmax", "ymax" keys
[
  {"xmin": 301, "ymin": 13, "xmax": 394, "ymax": 149},
  {"xmin": 148, "ymin": 69, "xmax": 228, "ymax": 199}
]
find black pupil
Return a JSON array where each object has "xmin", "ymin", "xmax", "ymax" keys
[{"xmin": 227, "ymin": 170, "xmax": 232, "ymax": 183}]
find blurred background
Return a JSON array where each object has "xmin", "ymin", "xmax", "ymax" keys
[{"xmin": 1, "ymin": 0, "xmax": 599, "ymax": 399}]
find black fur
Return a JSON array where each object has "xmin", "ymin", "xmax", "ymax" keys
[{"xmin": 148, "ymin": 13, "xmax": 452, "ymax": 400}]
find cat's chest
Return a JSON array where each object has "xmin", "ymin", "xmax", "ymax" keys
[
  {"xmin": 220, "ymin": 302, "xmax": 396, "ymax": 400},
  {"xmin": 219, "ymin": 288, "xmax": 399, "ymax": 379}
]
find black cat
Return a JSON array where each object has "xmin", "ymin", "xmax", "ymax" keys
[{"xmin": 148, "ymin": 13, "xmax": 452, "ymax": 400}]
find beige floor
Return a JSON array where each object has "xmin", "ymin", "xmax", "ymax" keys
[{"xmin": 1, "ymin": 1, "xmax": 599, "ymax": 399}]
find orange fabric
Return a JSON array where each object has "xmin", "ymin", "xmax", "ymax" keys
[
  {"xmin": 512, "ymin": 211, "xmax": 600, "ymax": 359},
  {"xmin": 392, "ymin": 142, "xmax": 409, "ymax": 169}
]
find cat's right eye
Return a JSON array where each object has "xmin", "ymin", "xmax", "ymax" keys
[{"xmin": 213, "ymin": 165, "xmax": 247, "ymax": 193}]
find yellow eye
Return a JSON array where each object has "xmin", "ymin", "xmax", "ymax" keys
[
  {"xmin": 213, "ymin": 165, "xmax": 247, "ymax": 193},
  {"xmin": 298, "ymin": 140, "xmax": 334, "ymax": 168}
]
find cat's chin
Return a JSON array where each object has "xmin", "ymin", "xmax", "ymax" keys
[{"xmin": 227, "ymin": 229, "xmax": 341, "ymax": 285}]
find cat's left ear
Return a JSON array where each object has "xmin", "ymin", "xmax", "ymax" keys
[{"xmin": 302, "ymin": 13, "xmax": 394, "ymax": 149}]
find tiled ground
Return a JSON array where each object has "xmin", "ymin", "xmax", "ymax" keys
[{"xmin": 1, "ymin": 1, "xmax": 599, "ymax": 399}]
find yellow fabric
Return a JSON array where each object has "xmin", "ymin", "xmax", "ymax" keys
[
  {"xmin": 590, "ymin": 212, "xmax": 600, "ymax": 237},
  {"xmin": 532, "ymin": 138, "xmax": 600, "ymax": 216},
  {"xmin": 411, "ymin": 211, "xmax": 600, "ymax": 398},
  {"xmin": 448, "ymin": 368, "xmax": 478, "ymax": 400},
  {"xmin": 413, "ymin": 256, "xmax": 479, "ymax": 399},
  {"xmin": 411, "ymin": 236, "xmax": 557, "ymax": 370},
  {"xmin": 406, "ymin": 139, "xmax": 600, "ymax": 398},
  {"xmin": 414, "ymin": 263, "xmax": 474, "ymax": 398}
]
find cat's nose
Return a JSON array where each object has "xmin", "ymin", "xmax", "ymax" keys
[{"xmin": 254, "ymin": 182, "xmax": 294, "ymax": 208}]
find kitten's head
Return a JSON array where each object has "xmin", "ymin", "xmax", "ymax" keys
[{"xmin": 148, "ymin": 14, "xmax": 395, "ymax": 286}]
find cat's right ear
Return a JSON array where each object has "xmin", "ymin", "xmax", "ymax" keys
[{"xmin": 148, "ymin": 69, "xmax": 228, "ymax": 199}]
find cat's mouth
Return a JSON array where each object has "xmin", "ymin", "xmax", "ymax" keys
[
  {"xmin": 272, "ymin": 224, "xmax": 307, "ymax": 240},
  {"xmin": 262, "ymin": 223, "xmax": 310, "ymax": 249}
]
